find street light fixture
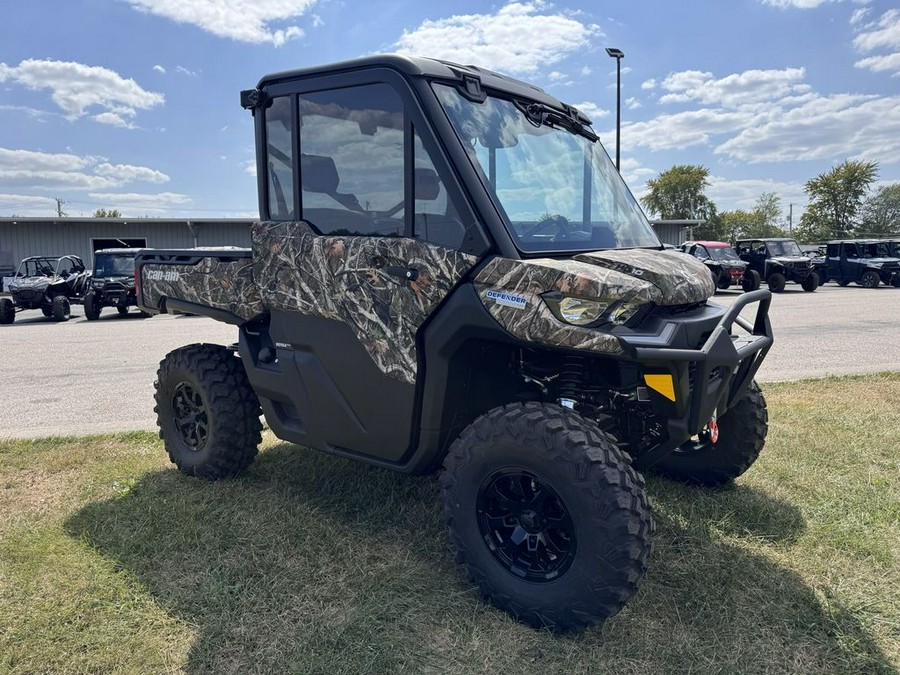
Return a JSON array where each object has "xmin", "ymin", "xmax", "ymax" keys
[{"xmin": 605, "ymin": 47, "xmax": 625, "ymax": 172}]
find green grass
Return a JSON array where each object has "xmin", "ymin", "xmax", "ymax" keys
[{"xmin": 1, "ymin": 374, "xmax": 898, "ymax": 674}]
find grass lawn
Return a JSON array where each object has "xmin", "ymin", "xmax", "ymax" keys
[{"xmin": 1, "ymin": 374, "xmax": 898, "ymax": 674}]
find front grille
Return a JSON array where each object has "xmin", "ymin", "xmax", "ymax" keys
[
  {"xmin": 654, "ymin": 301, "xmax": 706, "ymax": 316},
  {"xmin": 15, "ymin": 289, "xmax": 43, "ymax": 302}
]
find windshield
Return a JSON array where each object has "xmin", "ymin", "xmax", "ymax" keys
[
  {"xmin": 767, "ymin": 240, "xmax": 802, "ymax": 256},
  {"xmin": 94, "ymin": 254, "xmax": 135, "ymax": 277},
  {"xmin": 708, "ymin": 246, "xmax": 740, "ymax": 261},
  {"xmin": 16, "ymin": 259, "xmax": 56, "ymax": 277},
  {"xmin": 433, "ymin": 84, "xmax": 660, "ymax": 253}
]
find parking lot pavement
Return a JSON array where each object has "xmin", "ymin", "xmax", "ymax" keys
[{"xmin": 1, "ymin": 284, "xmax": 898, "ymax": 439}]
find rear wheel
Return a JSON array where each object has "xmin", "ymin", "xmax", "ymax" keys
[
  {"xmin": 41, "ymin": 306, "xmax": 53, "ymax": 317},
  {"xmin": 650, "ymin": 381, "xmax": 768, "ymax": 486},
  {"xmin": 801, "ymin": 272, "xmax": 819, "ymax": 292},
  {"xmin": 441, "ymin": 402, "xmax": 653, "ymax": 633},
  {"xmin": 892, "ymin": 278, "xmax": 900, "ymax": 288},
  {"xmin": 83, "ymin": 292, "xmax": 102, "ymax": 321},
  {"xmin": 117, "ymin": 305, "xmax": 129, "ymax": 316},
  {"xmin": 766, "ymin": 272, "xmax": 786, "ymax": 293},
  {"xmin": 51, "ymin": 296, "xmax": 70, "ymax": 322},
  {"xmin": 155, "ymin": 343, "xmax": 262, "ymax": 479},
  {"xmin": 859, "ymin": 270, "xmax": 880, "ymax": 288},
  {"xmin": 0, "ymin": 298, "xmax": 14, "ymax": 324},
  {"xmin": 741, "ymin": 269, "xmax": 761, "ymax": 292},
  {"xmin": 838, "ymin": 279, "xmax": 850, "ymax": 287}
]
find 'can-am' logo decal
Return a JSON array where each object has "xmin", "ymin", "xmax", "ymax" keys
[
  {"xmin": 146, "ymin": 269, "xmax": 181, "ymax": 282},
  {"xmin": 486, "ymin": 289, "xmax": 527, "ymax": 310}
]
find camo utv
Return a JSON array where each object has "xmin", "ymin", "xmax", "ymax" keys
[{"xmin": 134, "ymin": 56, "xmax": 774, "ymax": 633}]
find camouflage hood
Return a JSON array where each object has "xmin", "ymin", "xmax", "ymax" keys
[
  {"xmin": 474, "ymin": 248, "xmax": 715, "ymax": 356},
  {"xmin": 572, "ymin": 249, "xmax": 715, "ymax": 305}
]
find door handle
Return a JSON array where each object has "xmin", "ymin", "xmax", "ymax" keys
[{"xmin": 384, "ymin": 266, "xmax": 419, "ymax": 281}]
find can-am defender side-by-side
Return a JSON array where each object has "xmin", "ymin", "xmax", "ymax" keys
[
  {"xmin": 0, "ymin": 255, "xmax": 90, "ymax": 324},
  {"xmin": 735, "ymin": 237, "xmax": 819, "ymax": 292},
  {"xmin": 678, "ymin": 240, "xmax": 761, "ymax": 292},
  {"xmin": 820, "ymin": 240, "xmax": 900, "ymax": 288},
  {"xmin": 135, "ymin": 56, "xmax": 773, "ymax": 633},
  {"xmin": 83, "ymin": 249, "xmax": 150, "ymax": 320}
]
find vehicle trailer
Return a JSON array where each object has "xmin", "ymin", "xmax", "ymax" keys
[
  {"xmin": 821, "ymin": 240, "xmax": 900, "ymax": 288},
  {"xmin": 135, "ymin": 55, "xmax": 774, "ymax": 633},
  {"xmin": 735, "ymin": 238, "xmax": 818, "ymax": 292},
  {"xmin": 0, "ymin": 255, "xmax": 89, "ymax": 324}
]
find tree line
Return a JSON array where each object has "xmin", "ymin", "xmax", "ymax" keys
[{"xmin": 640, "ymin": 161, "xmax": 899, "ymax": 244}]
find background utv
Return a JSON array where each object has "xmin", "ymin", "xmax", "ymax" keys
[
  {"xmin": 134, "ymin": 55, "xmax": 774, "ymax": 633},
  {"xmin": 0, "ymin": 255, "xmax": 89, "ymax": 324}
]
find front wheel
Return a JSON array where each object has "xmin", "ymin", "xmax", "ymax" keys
[
  {"xmin": 766, "ymin": 272, "xmax": 786, "ymax": 293},
  {"xmin": 0, "ymin": 298, "xmax": 14, "ymax": 324},
  {"xmin": 859, "ymin": 270, "xmax": 880, "ymax": 288},
  {"xmin": 650, "ymin": 381, "xmax": 768, "ymax": 486},
  {"xmin": 51, "ymin": 296, "xmax": 70, "ymax": 321},
  {"xmin": 801, "ymin": 272, "xmax": 819, "ymax": 292},
  {"xmin": 117, "ymin": 305, "xmax": 129, "ymax": 316},
  {"xmin": 741, "ymin": 269, "xmax": 761, "ymax": 292},
  {"xmin": 155, "ymin": 343, "xmax": 262, "ymax": 479},
  {"xmin": 440, "ymin": 402, "xmax": 653, "ymax": 633},
  {"xmin": 84, "ymin": 292, "xmax": 101, "ymax": 321}
]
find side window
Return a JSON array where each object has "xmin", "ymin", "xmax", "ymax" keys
[
  {"xmin": 413, "ymin": 129, "xmax": 467, "ymax": 249},
  {"xmin": 265, "ymin": 96, "xmax": 295, "ymax": 220},
  {"xmin": 827, "ymin": 244, "xmax": 839, "ymax": 257},
  {"xmin": 846, "ymin": 244, "xmax": 859, "ymax": 258},
  {"xmin": 692, "ymin": 246, "xmax": 708, "ymax": 260},
  {"xmin": 298, "ymin": 83, "xmax": 405, "ymax": 236}
]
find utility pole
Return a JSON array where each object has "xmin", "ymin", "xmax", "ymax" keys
[
  {"xmin": 55, "ymin": 197, "xmax": 67, "ymax": 218},
  {"xmin": 788, "ymin": 203, "xmax": 793, "ymax": 233},
  {"xmin": 605, "ymin": 47, "xmax": 625, "ymax": 172}
]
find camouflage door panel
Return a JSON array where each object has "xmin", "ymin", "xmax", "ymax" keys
[
  {"xmin": 252, "ymin": 221, "xmax": 478, "ymax": 384},
  {"xmin": 141, "ymin": 257, "xmax": 265, "ymax": 321}
]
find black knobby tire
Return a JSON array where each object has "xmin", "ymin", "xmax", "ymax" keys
[
  {"xmin": 117, "ymin": 305, "xmax": 129, "ymax": 316},
  {"xmin": 51, "ymin": 296, "xmax": 70, "ymax": 322},
  {"xmin": 84, "ymin": 292, "xmax": 101, "ymax": 321},
  {"xmin": 0, "ymin": 298, "xmax": 14, "ymax": 325},
  {"xmin": 838, "ymin": 279, "xmax": 850, "ymax": 287},
  {"xmin": 440, "ymin": 402, "xmax": 654, "ymax": 633},
  {"xmin": 818, "ymin": 270, "xmax": 828, "ymax": 286},
  {"xmin": 741, "ymin": 269, "xmax": 761, "ymax": 292},
  {"xmin": 801, "ymin": 272, "xmax": 818, "ymax": 292},
  {"xmin": 41, "ymin": 306, "xmax": 53, "ymax": 317},
  {"xmin": 892, "ymin": 278, "xmax": 900, "ymax": 288},
  {"xmin": 155, "ymin": 343, "xmax": 262, "ymax": 480},
  {"xmin": 859, "ymin": 270, "xmax": 880, "ymax": 289},
  {"xmin": 651, "ymin": 381, "xmax": 768, "ymax": 486},
  {"xmin": 766, "ymin": 272, "xmax": 786, "ymax": 293}
]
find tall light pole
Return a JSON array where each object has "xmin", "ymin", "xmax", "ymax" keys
[{"xmin": 605, "ymin": 47, "xmax": 624, "ymax": 172}]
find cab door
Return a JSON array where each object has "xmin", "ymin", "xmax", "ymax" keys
[{"xmin": 252, "ymin": 74, "xmax": 487, "ymax": 464}]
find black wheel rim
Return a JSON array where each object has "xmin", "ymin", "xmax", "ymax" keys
[
  {"xmin": 476, "ymin": 470, "xmax": 576, "ymax": 582},
  {"xmin": 171, "ymin": 382, "xmax": 209, "ymax": 451}
]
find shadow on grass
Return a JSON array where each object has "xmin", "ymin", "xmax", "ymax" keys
[{"xmin": 65, "ymin": 442, "xmax": 894, "ymax": 674}]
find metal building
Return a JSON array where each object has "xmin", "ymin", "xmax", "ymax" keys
[
  {"xmin": 650, "ymin": 219, "xmax": 704, "ymax": 246},
  {"xmin": 0, "ymin": 217, "xmax": 254, "ymax": 277}
]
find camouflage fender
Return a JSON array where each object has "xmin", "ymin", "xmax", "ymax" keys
[
  {"xmin": 252, "ymin": 221, "xmax": 478, "ymax": 384},
  {"xmin": 141, "ymin": 258, "xmax": 265, "ymax": 321},
  {"xmin": 474, "ymin": 249, "xmax": 714, "ymax": 354}
]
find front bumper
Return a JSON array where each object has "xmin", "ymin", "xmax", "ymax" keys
[{"xmin": 618, "ymin": 290, "xmax": 773, "ymax": 469}]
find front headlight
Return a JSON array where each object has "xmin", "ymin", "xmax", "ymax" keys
[{"xmin": 542, "ymin": 292, "xmax": 645, "ymax": 327}]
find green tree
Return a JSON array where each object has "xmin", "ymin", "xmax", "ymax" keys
[
  {"xmin": 859, "ymin": 183, "xmax": 900, "ymax": 237},
  {"xmin": 641, "ymin": 165, "xmax": 717, "ymax": 222},
  {"xmin": 717, "ymin": 193, "xmax": 787, "ymax": 242},
  {"xmin": 799, "ymin": 160, "xmax": 878, "ymax": 240},
  {"xmin": 93, "ymin": 208, "xmax": 122, "ymax": 218}
]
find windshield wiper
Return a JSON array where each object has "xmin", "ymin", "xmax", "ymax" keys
[{"xmin": 519, "ymin": 102, "xmax": 599, "ymax": 142}]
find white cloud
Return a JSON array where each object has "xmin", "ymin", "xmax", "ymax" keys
[
  {"xmin": 571, "ymin": 101, "xmax": 610, "ymax": 123},
  {"xmin": 152, "ymin": 64, "xmax": 166, "ymax": 74},
  {"xmin": 175, "ymin": 65, "xmax": 199, "ymax": 77},
  {"xmin": 641, "ymin": 79, "xmax": 657, "ymax": 90},
  {"xmin": 0, "ymin": 147, "xmax": 170, "ymax": 190},
  {"xmin": 707, "ymin": 176, "xmax": 807, "ymax": 213},
  {"xmin": 658, "ymin": 67, "xmax": 809, "ymax": 107},
  {"xmin": 850, "ymin": 7, "xmax": 870, "ymax": 24},
  {"xmin": 94, "ymin": 112, "xmax": 134, "ymax": 128},
  {"xmin": 852, "ymin": 9, "xmax": 900, "ymax": 75},
  {"xmin": 0, "ymin": 193, "xmax": 58, "ymax": 215},
  {"xmin": 623, "ymin": 108, "xmax": 755, "ymax": 151},
  {"xmin": 126, "ymin": 0, "xmax": 316, "ymax": 45},
  {"xmin": 243, "ymin": 160, "xmax": 257, "ymax": 177},
  {"xmin": 760, "ymin": 0, "xmax": 870, "ymax": 8},
  {"xmin": 393, "ymin": 1, "xmax": 602, "ymax": 76},
  {"xmin": 0, "ymin": 59, "xmax": 163, "ymax": 125},
  {"xmin": 626, "ymin": 97, "xmax": 642, "ymax": 110},
  {"xmin": 854, "ymin": 52, "xmax": 900, "ymax": 74},
  {"xmin": 852, "ymin": 8, "xmax": 900, "ymax": 52},
  {"xmin": 88, "ymin": 191, "xmax": 191, "ymax": 207}
]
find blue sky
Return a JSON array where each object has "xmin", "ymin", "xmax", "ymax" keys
[{"xmin": 1, "ymin": 0, "xmax": 898, "ymax": 222}]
